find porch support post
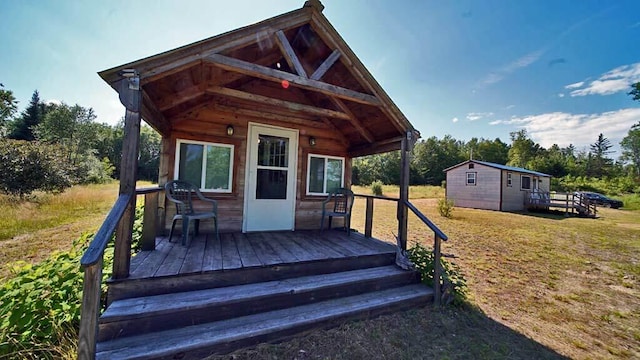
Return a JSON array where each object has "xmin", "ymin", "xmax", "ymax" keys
[
  {"xmin": 397, "ymin": 131, "xmax": 412, "ymax": 251},
  {"xmin": 113, "ymin": 70, "xmax": 142, "ymax": 279}
]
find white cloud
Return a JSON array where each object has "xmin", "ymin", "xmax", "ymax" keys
[
  {"xmin": 466, "ymin": 112, "xmax": 494, "ymax": 121},
  {"xmin": 452, "ymin": 117, "xmax": 459, "ymax": 123},
  {"xmin": 558, "ymin": 93, "xmax": 565, "ymax": 98},
  {"xmin": 503, "ymin": 104, "xmax": 516, "ymax": 110},
  {"xmin": 479, "ymin": 50, "xmax": 544, "ymax": 87},
  {"xmin": 568, "ymin": 62, "xmax": 640, "ymax": 97},
  {"xmin": 45, "ymin": 99, "xmax": 62, "ymax": 105},
  {"xmin": 564, "ymin": 81, "xmax": 584, "ymax": 89},
  {"xmin": 491, "ymin": 108, "xmax": 640, "ymax": 148}
]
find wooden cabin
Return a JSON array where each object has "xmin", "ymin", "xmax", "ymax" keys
[
  {"xmin": 444, "ymin": 160, "xmax": 551, "ymax": 211},
  {"xmin": 78, "ymin": 1, "xmax": 448, "ymax": 359}
]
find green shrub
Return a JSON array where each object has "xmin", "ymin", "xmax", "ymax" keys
[
  {"xmin": 370, "ymin": 180, "xmax": 383, "ymax": 196},
  {"xmin": 408, "ymin": 243, "xmax": 467, "ymax": 306},
  {"xmin": 0, "ymin": 139, "xmax": 72, "ymax": 198},
  {"xmin": 0, "ymin": 204, "xmax": 144, "ymax": 358},
  {"xmin": 437, "ymin": 198, "xmax": 454, "ymax": 218}
]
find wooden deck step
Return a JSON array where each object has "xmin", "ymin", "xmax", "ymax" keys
[
  {"xmin": 98, "ymin": 265, "xmax": 418, "ymax": 341},
  {"xmin": 96, "ymin": 284, "xmax": 433, "ymax": 360}
]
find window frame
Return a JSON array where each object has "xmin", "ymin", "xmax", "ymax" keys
[
  {"xmin": 466, "ymin": 172, "xmax": 477, "ymax": 186},
  {"xmin": 507, "ymin": 172, "xmax": 513, "ymax": 187},
  {"xmin": 521, "ymin": 175, "xmax": 531, "ymax": 190},
  {"xmin": 306, "ymin": 153, "xmax": 345, "ymax": 196},
  {"xmin": 174, "ymin": 139, "xmax": 234, "ymax": 193}
]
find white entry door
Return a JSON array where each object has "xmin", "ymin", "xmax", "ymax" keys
[{"xmin": 244, "ymin": 123, "xmax": 298, "ymax": 232}]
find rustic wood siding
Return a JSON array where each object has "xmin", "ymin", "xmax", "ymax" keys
[
  {"xmin": 161, "ymin": 104, "xmax": 350, "ymax": 233},
  {"xmin": 445, "ymin": 163, "xmax": 500, "ymax": 211}
]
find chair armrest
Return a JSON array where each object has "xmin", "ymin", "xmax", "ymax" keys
[
  {"xmin": 321, "ymin": 193, "xmax": 332, "ymax": 209},
  {"xmin": 195, "ymin": 191, "xmax": 218, "ymax": 214}
]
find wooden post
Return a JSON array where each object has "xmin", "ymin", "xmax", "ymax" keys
[
  {"xmin": 364, "ymin": 197, "xmax": 374, "ymax": 238},
  {"xmin": 433, "ymin": 234, "xmax": 442, "ymax": 306},
  {"xmin": 77, "ymin": 259, "xmax": 103, "ymax": 360},
  {"xmin": 113, "ymin": 70, "xmax": 142, "ymax": 279},
  {"xmin": 397, "ymin": 132, "xmax": 412, "ymax": 251},
  {"xmin": 141, "ymin": 191, "xmax": 158, "ymax": 251}
]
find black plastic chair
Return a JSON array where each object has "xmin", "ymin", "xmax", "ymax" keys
[
  {"xmin": 320, "ymin": 188, "xmax": 355, "ymax": 235},
  {"xmin": 165, "ymin": 180, "xmax": 219, "ymax": 246}
]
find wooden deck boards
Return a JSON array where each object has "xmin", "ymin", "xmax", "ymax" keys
[{"xmin": 128, "ymin": 230, "xmax": 395, "ymax": 280}]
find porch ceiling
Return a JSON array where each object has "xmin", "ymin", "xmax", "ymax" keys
[{"xmin": 99, "ymin": 1, "xmax": 418, "ymax": 156}]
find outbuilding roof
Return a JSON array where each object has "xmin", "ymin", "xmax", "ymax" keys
[{"xmin": 444, "ymin": 160, "xmax": 552, "ymax": 177}]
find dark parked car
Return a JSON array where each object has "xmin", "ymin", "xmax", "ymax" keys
[{"xmin": 574, "ymin": 192, "xmax": 623, "ymax": 209}]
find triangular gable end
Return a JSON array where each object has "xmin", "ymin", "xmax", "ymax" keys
[{"xmin": 99, "ymin": 0, "xmax": 417, "ymax": 157}]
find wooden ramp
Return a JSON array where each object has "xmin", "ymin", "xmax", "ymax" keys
[{"xmin": 96, "ymin": 230, "xmax": 432, "ymax": 359}]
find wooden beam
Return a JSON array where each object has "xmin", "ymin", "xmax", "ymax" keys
[
  {"xmin": 329, "ymin": 97, "xmax": 374, "ymax": 143},
  {"xmin": 207, "ymin": 86, "xmax": 351, "ymax": 120},
  {"xmin": 319, "ymin": 117, "xmax": 349, "ymax": 147},
  {"xmin": 100, "ymin": 9, "xmax": 312, "ymax": 85},
  {"xmin": 206, "ymin": 54, "xmax": 381, "ymax": 106},
  {"xmin": 210, "ymin": 103, "xmax": 330, "ymax": 130},
  {"xmin": 309, "ymin": 14, "xmax": 409, "ymax": 134},
  {"xmin": 274, "ymin": 30, "xmax": 307, "ymax": 78},
  {"xmin": 348, "ymin": 139, "xmax": 402, "ymax": 158},
  {"xmin": 397, "ymin": 133, "xmax": 411, "ymax": 251},
  {"xmin": 156, "ymin": 85, "xmax": 205, "ymax": 111},
  {"xmin": 310, "ymin": 49, "xmax": 341, "ymax": 80},
  {"xmin": 141, "ymin": 91, "xmax": 170, "ymax": 135}
]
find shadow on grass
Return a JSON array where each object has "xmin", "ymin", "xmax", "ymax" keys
[
  {"xmin": 207, "ymin": 303, "xmax": 569, "ymax": 360},
  {"xmin": 512, "ymin": 209, "xmax": 583, "ymax": 221}
]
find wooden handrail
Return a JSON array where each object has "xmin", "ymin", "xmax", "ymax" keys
[
  {"xmin": 80, "ymin": 194, "xmax": 132, "ymax": 267},
  {"xmin": 403, "ymin": 200, "xmax": 448, "ymax": 241},
  {"xmin": 135, "ymin": 186, "xmax": 163, "ymax": 195},
  {"xmin": 353, "ymin": 193, "xmax": 449, "ymax": 305}
]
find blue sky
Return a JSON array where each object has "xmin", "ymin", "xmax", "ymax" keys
[{"xmin": 1, "ymin": 0, "xmax": 639, "ymax": 155}]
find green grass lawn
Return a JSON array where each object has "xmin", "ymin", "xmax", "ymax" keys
[{"xmin": 2, "ymin": 183, "xmax": 638, "ymax": 359}]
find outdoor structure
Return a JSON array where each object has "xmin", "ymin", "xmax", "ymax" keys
[
  {"xmin": 444, "ymin": 160, "xmax": 551, "ymax": 211},
  {"xmin": 77, "ymin": 1, "xmax": 449, "ymax": 359}
]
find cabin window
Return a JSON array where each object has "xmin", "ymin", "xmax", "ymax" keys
[
  {"xmin": 307, "ymin": 154, "xmax": 344, "ymax": 195},
  {"xmin": 174, "ymin": 139, "xmax": 234, "ymax": 192},
  {"xmin": 468, "ymin": 163, "xmax": 475, "ymax": 169},
  {"xmin": 521, "ymin": 175, "xmax": 531, "ymax": 190},
  {"xmin": 466, "ymin": 172, "xmax": 476, "ymax": 186},
  {"xmin": 507, "ymin": 172, "xmax": 513, "ymax": 187}
]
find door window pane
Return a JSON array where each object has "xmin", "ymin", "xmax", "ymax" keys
[
  {"xmin": 256, "ymin": 169, "xmax": 287, "ymax": 199},
  {"xmin": 179, "ymin": 143, "xmax": 203, "ymax": 187},
  {"xmin": 258, "ymin": 135, "xmax": 288, "ymax": 168}
]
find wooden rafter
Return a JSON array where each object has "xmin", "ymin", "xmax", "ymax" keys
[
  {"xmin": 309, "ymin": 13, "xmax": 409, "ymax": 134},
  {"xmin": 156, "ymin": 85, "xmax": 205, "ymax": 112},
  {"xmin": 310, "ymin": 49, "xmax": 340, "ymax": 80},
  {"xmin": 211, "ymin": 103, "xmax": 330, "ymax": 130},
  {"xmin": 206, "ymin": 54, "xmax": 381, "ymax": 106},
  {"xmin": 330, "ymin": 97, "xmax": 374, "ymax": 143},
  {"xmin": 207, "ymin": 86, "xmax": 350, "ymax": 120},
  {"xmin": 274, "ymin": 30, "xmax": 307, "ymax": 78},
  {"xmin": 319, "ymin": 118, "xmax": 349, "ymax": 147},
  {"xmin": 141, "ymin": 91, "xmax": 170, "ymax": 135}
]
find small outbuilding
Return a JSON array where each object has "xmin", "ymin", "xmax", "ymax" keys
[{"xmin": 444, "ymin": 160, "xmax": 551, "ymax": 211}]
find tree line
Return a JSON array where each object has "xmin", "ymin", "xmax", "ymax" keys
[
  {"xmin": 354, "ymin": 83, "xmax": 640, "ymax": 195},
  {"xmin": 0, "ymin": 86, "xmax": 160, "ymax": 197}
]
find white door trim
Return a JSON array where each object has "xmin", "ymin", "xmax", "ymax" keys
[{"xmin": 242, "ymin": 122, "xmax": 299, "ymax": 232}]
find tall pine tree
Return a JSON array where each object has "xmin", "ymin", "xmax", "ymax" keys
[{"xmin": 8, "ymin": 90, "xmax": 45, "ymax": 141}]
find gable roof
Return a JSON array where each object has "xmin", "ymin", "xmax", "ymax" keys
[
  {"xmin": 444, "ymin": 160, "xmax": 552, "ymax": 177},
  {"xmin": 98, "ymin": 0, "xmax": 417, "ymax": 157}
]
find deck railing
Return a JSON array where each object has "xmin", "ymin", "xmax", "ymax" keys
[
  {"xmin": 77, "ymin": 187, "xmax": 162, "ymax": 360},
  {"xmin": 524, "ymin": 190, "xmax": 597, "ymax": 216},
  {"xmin": 355, "ymin": 194, "xmax": 449, "ymax": 305}
]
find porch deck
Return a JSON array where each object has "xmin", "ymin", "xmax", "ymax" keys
[{"xmin": 129, "ymin": 230, "xmax": 396, "ymax": 280}]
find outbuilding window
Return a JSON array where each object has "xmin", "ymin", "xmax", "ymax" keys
[
  {"xmin": 521, "ymin": 175, "xmax": 531, "ymax": 190},
  {"xmin": 466, "ymin": 172, "xmax": 476, "ymax": 186},
  {"xmin": 507, "ymin": 172, "xmax": 513, "ymax": 187},
  {"xmin": 174, "ymin": 139, "xmax": 234, "ymax": 192},
  {"xmin": 307, "ymin": 154, "xmax": 344, "ymax": 195}
]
